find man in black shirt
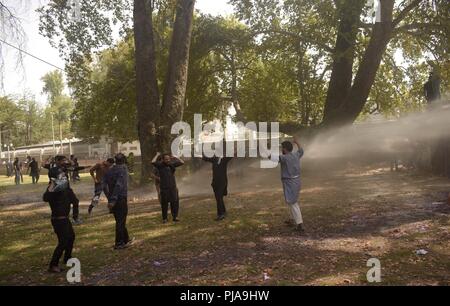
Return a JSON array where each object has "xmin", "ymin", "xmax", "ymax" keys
[
  {"xmin": 203, "ymin": 156, "xmax": 233, "ymax": 221},
  {"xmin": 152, "ymin": 153, "xmax": 184, "ymax": 223},
  {"xmin": 27, "ymin": 157, "xmax": 40, "ymax": 184},
  {"xmin": 45, "ymin": 155, "xmax": 76, "ymax": 273},
  {"xmin": 44, "ymin": 156, "xmax": 82, "ymax": 224}
]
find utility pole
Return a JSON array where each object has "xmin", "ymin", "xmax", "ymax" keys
[
  {"xmin": 4, "ymin": 144, "xmax": 12, "ymax": 163},
  {"xmin": 60, "ymin": 124, "xmax": 64, "ymax": 154},
  {"xmin": 51, "ymin": 113, "xmax": 56, "ymax": 155},
  {"xmin": 0, "ymin": 127, "xmax": 2, "ymax": 159}
]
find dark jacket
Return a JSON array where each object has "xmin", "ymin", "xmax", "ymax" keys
[
  {"xmin": 46, "ymin": 166, "xmax": 71, "ymax": 218},
  {"xmin": 203, "ymin": 157, "xmax": 233, "ymax": 196},
  {"xmin": 103, "ymin": 164, "xmax": 129, "ymax": 204},
  {"xmin": 29, "ymin": 160, "xmax": 40, "ymax": 176},
  {"xmin": 152, "ymin": 161, "xmax": 183, "ymax": 202}
]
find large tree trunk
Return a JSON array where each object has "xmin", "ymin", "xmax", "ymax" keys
[
  {"xmin": 133, "ymin": 0, "xmax": 161, "ymax": 184},
  {"xmin": 322, "ymin": 0, "xmax": 366, "ymax": 123},
  {"xmin": 340, "ymin": 1, "xmax": 395, "ymax": 124},
  {"xmin": 160, "ymin": 0, "xmax": 196, "ymax": 152},
  {"xmin": 322, "ymin": 0, "xmax": 395, "ymax": 127}
]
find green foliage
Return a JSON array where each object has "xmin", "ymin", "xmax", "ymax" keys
[
  {"xmin": 71, "ymin": 39, "xmax": 137, "ymax": 142},
  {"xmin": 231, "ymin": 0, "xmax": 449, "ymax": 123},
  {"xmin": 41, "ymin": 70, "xmax": 73, "ymax": 141},
  {"xmin": 0, "ymin": 95, "xmax": 52, "ymax": 147},
  {"xmin": 37, "ymin": 0, "xmax": 449, "ymax": 142}
]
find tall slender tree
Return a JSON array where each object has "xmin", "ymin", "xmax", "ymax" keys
[{"xmin": 39, "ymin": 0, "xmax": 196, "ymax": 183}]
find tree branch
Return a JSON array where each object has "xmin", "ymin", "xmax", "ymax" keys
[
  {"xmin": 395, "ymin": 22, "xmax": 445, "ymax": 33},
  {"xmin": 248, "ymin": 29, "xmax": 335, "ymax": 53},
  {"xmin": 393, "ymin": 0, "xmax": 422, "ymax": 28}
]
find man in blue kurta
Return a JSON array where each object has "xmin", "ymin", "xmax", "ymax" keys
[{"xmin": 271, "ymin": 137, "xmax": 305, "ymax": 234}]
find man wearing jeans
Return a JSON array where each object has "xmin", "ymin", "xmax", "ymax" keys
[{"xmin": 103, "ymin": 153, "xmax": 134, "ymax": 250}]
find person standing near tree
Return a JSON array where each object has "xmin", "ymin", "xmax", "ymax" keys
[
  {"xmin": 150, "ymin": 155, "xmax": 162, "ymax": 203},
  {"xmin": 27, "ymin": 157, "xmax": 40, "ymax": 184},
  {"xmin": 152, "ymin": 153, "xmax": 185, "ymax": 223},
  {"xmin": 270, "ymin": 136, "xmax": 306, "ymax": 235},
  {"xmin": 103, "ymin": 153, "xmax": 134, "ymax": 250},
  {"xmin": 13, "ymin": 158, "xmax": 22, "ymax": 185},
  {"xmin": 127, "ymin": 153, "xmax": 135, "ymax": 174},
  {"xmin": 88, "ymin": 158, "xmax": 114, "ymax": 215}
]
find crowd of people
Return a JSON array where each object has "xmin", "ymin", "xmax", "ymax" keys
[
  {"xmin": 39, "ymin": 137, "xmax": 306, "ymax": 273},
  {"xmin": 3, "ymin": 154, "xmax": 88, "ymax": 186}
]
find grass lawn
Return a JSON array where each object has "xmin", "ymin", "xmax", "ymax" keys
[{"xmin": 0, "ymin": 166, "xmax": 449, "ymax": 286}]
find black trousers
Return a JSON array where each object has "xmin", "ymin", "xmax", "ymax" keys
[
  {"xmin": 113, "ymin": 198, "xmax": 129, "ymax": 246},
  {"xmin": 160, "ymin": 192, "xmax": 179, "ymax": 221},
  {"xmin": 31, "ymin": 174, "xmax": 40, "ymax": 184},
  {"xmin": 50, "ymin": 218, "xmax": 75, "ymax": 268},
  {"xmin": 68, "ymin": 189, "xmax": 79, "ymax": 220},
  {"xmin": 213, "ymin": 185, "xmax": 227, "ymax": 217},
  {"xmin": 214, "ymin": 192, "xmax": 227, "ymax": 217}
]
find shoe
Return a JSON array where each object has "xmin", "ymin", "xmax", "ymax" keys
[
  {"xmin": 173, "ymin": 218, "xmax": 180, "ymax": 223},
  {"xmin": 114, "ymin": 244, "xmax": 126, "ymax": 250},
  {"xmin": 215, "ymin": 215, "xmax": 226, "ymax": 221},
  {"xmin": 72, "ymin": 218, "xmax": 83, "ymax": 225},
  {"xmin": 163, "ymin": 219, "xmax": 168, "ymax": 224},
  {"xmin": 123, "ymin": 237, "xmax": 136, "ymax": 248},
  {"xmin": 48, "ymin": 266, "xmax": 62, "ymax": 273},
  {"xmin": 284, "ymin": 219, "xmax": 294, "ymax": 226},
  {"xmin": 296, "ymin": 224, "xmax": 306, "ymax": 235},
  {"xmin": 88, "ymin": 205, "xmax": 94, "ymax": 215}
]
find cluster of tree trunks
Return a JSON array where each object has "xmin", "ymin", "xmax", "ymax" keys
[
  {"xmin": 322, "ymin": 0, "xmax": 397, "ymax": 127},
  {"xmin": 133, "ymin": 0, "xmax": 195, "ymax": 184}
]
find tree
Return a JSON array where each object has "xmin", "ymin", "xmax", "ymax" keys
[
  {"xmin": 71, "ymin": 39, "xmax": 138, "ymax": 142},
  {"xmin": 0, "ymin": 94, "xmax": 51, "ymax": 147},
  {"xmin": 41, "ymin": 70, "xmax": 73, "ymax": 148},
  {"xmin": 230, "ymin": 0, "xmax": 449, "ymax": 129},
  {"xmin": 0, "ymin": 96, "xmax": 20, "ymax": 147},
  {"xmin": 0, "ymin": 1, "xmax": 26, "ymax": 88},
  {"xmin": 126, "ymin": 0, "xmax": 196, "ymax": 182},
  {"xmin": 39, "ymin": 0, "xmax": 196, "ymax": 184},
  {"xmin": 17, "ymin": 96, "xmax": 40, "ymax": 146}
]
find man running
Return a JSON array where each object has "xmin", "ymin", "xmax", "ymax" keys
[{"xmin": 88, "ymin": 158, "xmax": 115, "ymax": 215}]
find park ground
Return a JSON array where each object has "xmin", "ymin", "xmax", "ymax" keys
[{"xmin": 0, "ymin": 160, "xmax": 449, "ymax": 286}]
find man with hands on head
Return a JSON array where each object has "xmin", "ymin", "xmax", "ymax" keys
[{"xmin": 152, "ymin": 152, "xmax": 185, "ymax": 223}]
